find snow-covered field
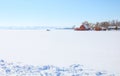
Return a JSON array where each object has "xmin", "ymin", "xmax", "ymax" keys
[{"xmin": 0, "ymin": 30, "xmax": 120, "ymax": 76}]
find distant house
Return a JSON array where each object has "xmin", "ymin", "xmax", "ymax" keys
[
  {"xmin": 94, "ymin": 26, "xmax": 102, "ymax": 31},
  {"xmin": 94, "ymin": 26, "xmax": 107, "ymax": 31},
  {"xmin": 74, "ymin": 21, "xmax": 90, "ymax": 31},
  {"xmin": 74, "ymin": 25, "xmax": 90, "ymax": 31},
  {"xmin": 108, "ymin": 26, "xmax": 120, "ymax": 30},
  {"xmin": 101, "ymin": 27, "xmax": 107, "ymax": 31}
]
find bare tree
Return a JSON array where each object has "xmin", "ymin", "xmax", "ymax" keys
[{"xmin": 99, "ymin": 22, "xmax": 110, "ymax": 30}]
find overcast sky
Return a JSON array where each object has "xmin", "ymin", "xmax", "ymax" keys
[{"xmin": 0, "ymin": 0, "xmax": 120, "ymax": 26}]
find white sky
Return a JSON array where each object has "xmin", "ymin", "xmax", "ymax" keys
[{"xmin": 0, "ymin": 30, "xmax": 120, "ymax": 73}]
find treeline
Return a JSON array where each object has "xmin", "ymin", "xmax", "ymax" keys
[
  {"xmin": 74, "ymin": 20, "xmax": 120, "ymax": 31},
  {"xmin": 93, "ymin": 20, "xmax": 120, "ymax": 30}
]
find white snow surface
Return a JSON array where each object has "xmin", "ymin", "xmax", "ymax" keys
[{"xmin": 0, "ymin": 30, "xmax": 120, "ymax": 75}]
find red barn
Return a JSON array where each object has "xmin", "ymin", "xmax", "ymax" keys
[
  {"xmin": 74, "ymin": 25, "xmax": 90, "ymax": 31},
  {"xmin": 94, "ymin": 26, "xmax": 102, "ymax": 31}
]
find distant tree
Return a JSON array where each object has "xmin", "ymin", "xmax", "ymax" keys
[
  {"xmin": 110, "ymin": 20, "xmax": 120, "ymax": 30},
  {"xmin": 94, "ymin": 22, "xmax": 102, "ymax": 31},
  {"xmin": 89, "ymin": 23, "xmax": 95, "ymax": 30},
  {"xmin": 118, "ymin": 22, "xmax": 120, "ymax": 26},
  {"xmin": 99, "ymin": 22, "xmax": 110, "ymax": 30},
  {"xmin": 72, "ymin": 25, "xmax": 76, "ymax": 29},
  {"xmin": 111, "ymin": 20, "xmax": 116, "ymax": 26}
]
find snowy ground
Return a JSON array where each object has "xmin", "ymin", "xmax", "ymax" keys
[{"xmin": 0, "ymin": 30, "xmax": 120, "ymax": 75}]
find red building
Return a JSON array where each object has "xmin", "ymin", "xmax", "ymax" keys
[{"xmin": 74, "ymin": 25, "xmax": 90, "ymax": 31}]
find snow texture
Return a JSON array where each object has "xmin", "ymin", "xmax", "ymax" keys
[{"xmin": 0, "ymin": 59, "xmax": 119, "ymax": 76}]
